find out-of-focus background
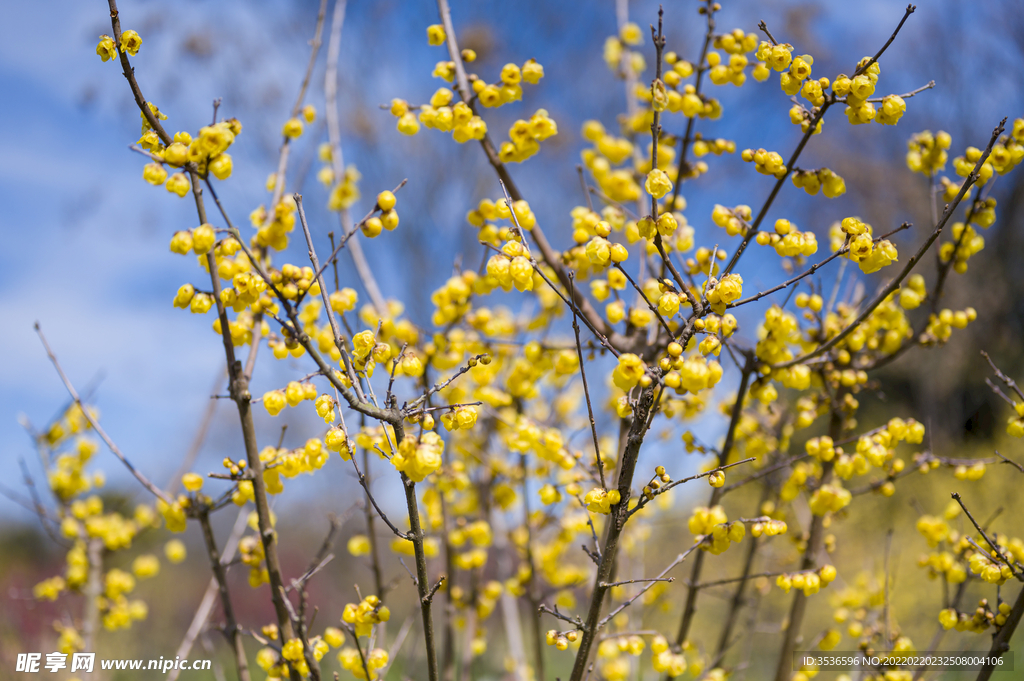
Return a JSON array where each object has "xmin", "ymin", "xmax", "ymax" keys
[{"xmin": 2, "ymin": 0, "xmax": 1023, "ymax": 678}]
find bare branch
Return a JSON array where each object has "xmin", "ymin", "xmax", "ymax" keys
[
  {"xmin": 774, "ymin": 119, "xmax": 1006, "ymax": 369},
  {"xmin": 35, "ymin": 323, "xmax": 171, "ymax": 504},
  {"xmin": 951, "ymin": 492, "xmax": 1021, "ymax": 580}
]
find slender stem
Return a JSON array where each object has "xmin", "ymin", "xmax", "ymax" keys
[
  {"xmin": 669, "ymin": 0, "xmax": 715, "ymax": 209},
  {"xmin": 771, "ymin": 410, "xmax": 840, "ymax": 681},
  {"xmin": 403, "ymin": 470, "xmax": 441, "ymax": 681},
  {"xmin": 106, "ymin": 0, "xmax": 171, "ymax": 145},
  {"xmin": 194, "ymin": 174, "xmax": 302, "ymax": 681},
  {"xmin": 983, "ymin": 351, "xmax": 1024, "ymax": 402},
  {"xmin": 975, "ymin": 584, "xmax": 1024, "ymax": 681},
  {"xmin": 169, "ymin": 508, "xmax": 250, "ymax": 681},
  {"xmin": 853, "ymin": 4, "xmax": 917, "ymax": 77},
  {"xmin": 568, "ymin": 273, "xmax": 606, "ymax": 488},
  {"xmin": 775, "ymin": 119, "xmax": 1005, "ymax": 369},
  {"xmin": 568, "ymin": 385, "xmax": 660, "ymax": 681},
  {"xmin": 434, "ymin": 0, "xmax": 622, "ymax": 351},
  {"xmin": 598, "ymin": 549, "xmax": 695, "ymax": 628},
  {"xmin": 198, "ymin": 508, "xmax": 251, "ymax": 681},
  {"xmin": 82, "ymin": 538, "xmax": 103, "ymax": 653},
  {"xmin": 35, "ymin": 324, "xmax": 171, "ymax": 504},
  {"xmin": 714, "ymin": 511, "xmax": 763, "ymax": 657},
  {"xmin": 952, "ymin": 493, "xmax": 1020, "ymax": 578},
  {"xmin": 669, "ymin": 356, "xmax": 754, "ymax": 662},
  {"xmin": 520, "ymin": 453, "xmax": 546, "ymax": 681},
  {"xmin": 722, "ymin": 100, "xmax": 832, "ymax": 277}
]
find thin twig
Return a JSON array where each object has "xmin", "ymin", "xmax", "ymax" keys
[
  {"xmin": 774, "ymin": 119, "xmax": 1006, "ymax": 369},
  {"xmin": 951, "ymin": 493, "xmax": 1021, "ymax": 579},
  {"xmin": 568, "ymin": 273, "xmax": 605, "ymax": 488},
  {"xmin": 197, "ymin": 507, "xmax": 251, "ymax": 681},
  {"xmin": 35, "ymin": 324, "xmax": 171, "ymax": 504},
  {"xmin": 982, "ymin": 351, "xmax": 1024, "ymax": 401},
  {"xmin": 853, "ymin": 4, "xmax": 917, "ymax": 77},
  {"xmin": 597, "ymin": 547, "xmax": 698, "ymax": 628}
]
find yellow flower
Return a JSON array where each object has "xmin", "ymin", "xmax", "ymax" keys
[
  {"xmin": 121, "ymin": 30, "xmax": 142, "ymax": 56},
  {"xmin": 142, "ymin": 163, "xmax": 167, "ymax": 186},
  {"xmin": 644, "ymin": 169, "xmax": 672, "ymax": 199},
  {"xmin": 164, "ymin": 539, "xmax": 187, "ymax": 563},
  {"xmin": 263, "ymin": 390, "xmax": 286, "ymax": 416},
  {"xmin": 96, "ymin": 35, "xmax": 117, "ymax": 62},
  {"xmin": 181, "ymin": 472, "xmax": 203, "ymax": 492},
  {"xmin": 612, "ymin": 353, "xmax": 645, "ymax": 391},
  {"xmin": 132, "ymin": 554, "xmax": 160, "ymax": 579},
  {"xmin": 165, "ymin": 173, "xmax": 190, "ymax": 198},
  {"xmin": 426, "ymin": 24, "xmax": 446, "ymax": 46},
  {"xmin": 282, "ymin": 117, "xmax": 304, "ymax": 139},
  {"xmin": 348, "ymin": 535, "xmax": 371, "ymax": 556},
  {"xmin": 209, "ymin": 153, "xmax": 233, "ymax": 180},
  {"xmin": 522, "ymin": 59, "xmax": 544, "ymax": 84}
]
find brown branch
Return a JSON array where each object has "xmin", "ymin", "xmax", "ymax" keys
[
  {"xmin": 649, "ymin": 8, "xmax": 666, "ymax": 221},
  {"xmin": 197, "ymin": 507, "xmax": 251, "ymax": 681},
  {"xmin": 265, "ymin": 0, "xmax": 328, "ymax": 215},
  {"xmin": 434, "ymin": 0, "xmax": 622, "ymax": 351},
  {"xmin": 567, "ymin": 383, "xmax": 659, "ymax": 681},
  {"xmin": 629, "ymin": 457, "xmax": 756, "ymax": 520},
  {"xmin": 106, "ymin": 0, "xmax": 171, "ymax": 145},
  {"xmin": 865, "ymin": 80, "xmax": 935, "ymax": 103},
  {"xmin": 951, "ymin": 492, "xmax": 1021, "ymax": 579},
  {"xmin": 403, "ymin": 470, "xmax": 440, "ymax": 681},
  {"xmin": 404, "ymin": 354, "xmax": 488, "ymax": 412},
  {"xmin": 774, "ymin": 119, "xmax": 1006, "ymax": 369},
  {"xmin": 35, "ymin": 324, "xmax": 171, "ymax": 504},
  {"xmin": 169, "ymin": 507, "xmax": 249, "ymax": 681},
  {"xmin": 982, "ymin": 351, "xmax": 1024, "ymax": 402},
  {"xmin": 729, "ymin": 236, "xmax": 854, "ymax": 308},
  {"xmin": 294, "ymin": 193, "xmax": 367, "ymax": 404},
  {"xmin": 995, "ymin": 451, "xmax": 1024, "ymax": 474},
  {"xmin": 568, "ymin": 273, "xmax": 606, "ymax": 488},
  {"xmin": 771, "ymin": 409, "xmax": 840, "ymax": 681},
  {"xmin": 669, "ymin": 1, "xmax": 716, "ymax": 209},
  {"xmin": 975, "ymin": 584, "xmax": 1024, "ymax": 681},
  {"xmin": 853, "ymin": 4, "xmax": 917, "ymax": 77},
  {"xmin": 600, "ymin": 576, "xmax": 675, "ymax": 588},
  {"xmin": 597, "ymin": 547, "xmax": 696, "ymax": 628},
  {"xmin": 757, "ymin": 20, "xmax": 778, "ymax": 46},
  {"xmin": 423, "ymin": 575, "xmax": 447, "ymax": 604},
  {"xmin": 538, "ymin": 604, "xmax": 583, "ymax": 628},
  {"xmin": 203, "ymin": 249, "xmax": 301, "ymax": 681}
]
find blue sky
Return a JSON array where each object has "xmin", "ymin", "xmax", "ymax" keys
[{"xmin": 1, "ymin": 0, "xmax": 1019, "ymax": 525}]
